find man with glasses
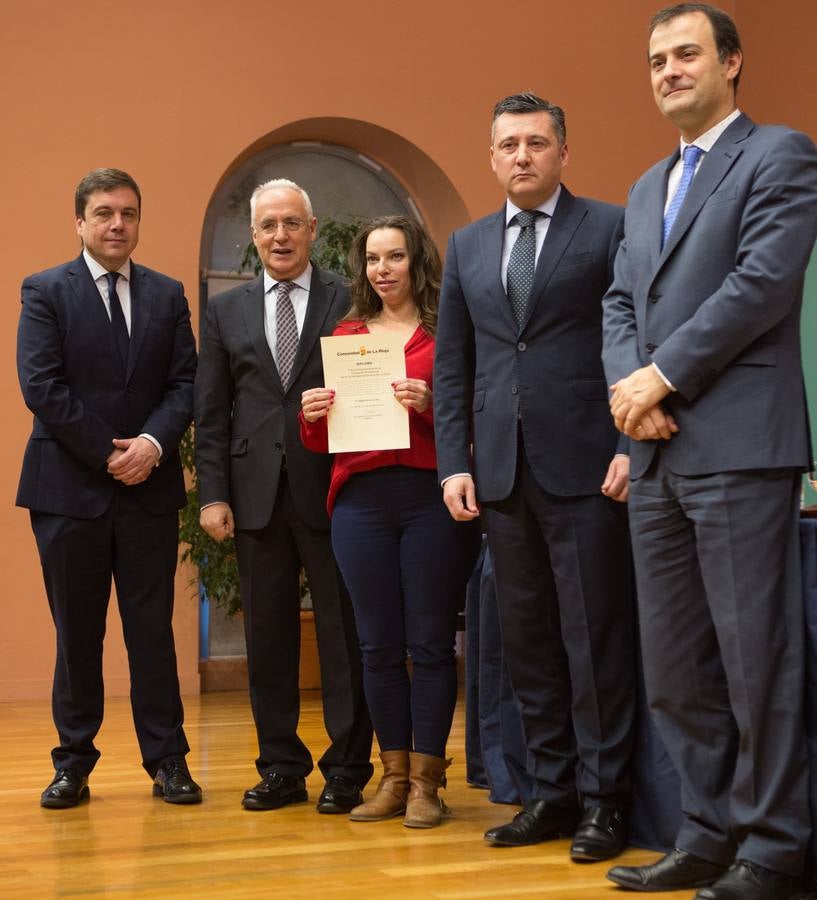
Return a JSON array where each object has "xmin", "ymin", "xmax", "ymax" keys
[{"xmin": 194, "ymin": 179, "xmax": 373, "ymax": 813}]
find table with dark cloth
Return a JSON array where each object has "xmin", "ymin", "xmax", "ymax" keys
[{"xmin": 466, "ymin": 516, "xmax": 817, "ymax": 873}]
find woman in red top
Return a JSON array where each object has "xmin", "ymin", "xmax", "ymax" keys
[{"xmin": 301, "ymin": 216, "xmax": 480, "ymax": 828}]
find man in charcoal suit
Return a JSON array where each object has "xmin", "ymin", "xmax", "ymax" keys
[
  {"xmin": 194, "ymin": 179, "xmax": 372, "ymax": 812},
  {"xmin": 603, "ymin": 5, "xmax": 817, "ymax": 898},
  {"xmin": 434, "ymin": 93, "xmax": 635, "ymax": 862},
  {"xmin": 17, "ymin": 167, "xmax": 201, "ymax": 807}
]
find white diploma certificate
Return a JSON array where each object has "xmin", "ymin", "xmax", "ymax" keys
[{"xmin": 320, "ymin": 333, "xmax": 410, "ymax": 453}]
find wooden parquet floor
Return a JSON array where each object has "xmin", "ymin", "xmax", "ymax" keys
[{"xmin": 0, "ymin": 691, "xmax": 688, "ymax": 899}]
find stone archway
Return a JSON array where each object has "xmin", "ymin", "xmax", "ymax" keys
[{"xmin": 197, "ymin": 118, "xmax": 470, "ymax": 678}]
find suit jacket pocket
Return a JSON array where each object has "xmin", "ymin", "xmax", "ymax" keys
[
  {"xmin": 732, "ymin": 345, "xmax": 776, "ymax": 366},
  {"xmin": 571, "ymin": 378, "xmax": 609, "ymax": 401},
  {"xmin": 705, "ymin": 186, "xmax": 738, "ymax": 206},
  {"xmin": 558, "ymin": 251, "xmax": 593, "ymax": 268},
  {"xmin": 472, "ymin": 389, "xmax": 486, "ymax": 412},
  {"xmin": 550, "ymin": 252, "xmax": 595, "ymax": 283},
  {"xmin": 230, "ymin": 436, "xmax": 248, "ymax": 456},
  {"xmin": 147, "ymin": 314, "xmax": 179, "ymax": 326}
]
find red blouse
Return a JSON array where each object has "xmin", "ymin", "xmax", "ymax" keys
[{"xmin": 299, "ymin": 319, "xmax": 437, "ymax": 514}]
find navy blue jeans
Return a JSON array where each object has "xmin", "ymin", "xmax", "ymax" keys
[{"xmin": 331, "ymin": 466, "xmax": 481, "ymax": 757}]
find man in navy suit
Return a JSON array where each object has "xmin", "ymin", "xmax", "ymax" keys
[
  {"xmin": 434, "ymin": 94, "xmax": 635, "ymax": 862},
  {"xmin": 603, "ymin": 5, "xmax": 817, "ymax": 898},
  {"xmin": 17, "ymin": 168, "xmax": 201, "ymax": 807}
]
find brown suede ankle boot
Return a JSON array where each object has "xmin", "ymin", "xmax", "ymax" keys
[
  {"xmin": 403, "ymin": 752, "xmax": 451, "ymax": 828},
  {"xmin": 349, "ymin": 750, "xmax": 410, "ymax": 821}
]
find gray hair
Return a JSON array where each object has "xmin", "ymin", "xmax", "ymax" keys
[{"xmin": 249, "ymin": 178, "xmax": 314, "ymax": 222}]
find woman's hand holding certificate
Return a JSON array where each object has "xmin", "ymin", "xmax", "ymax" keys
[{"xmin": 318, "ymin": 333, "xmax": 411, "ymax": 452}]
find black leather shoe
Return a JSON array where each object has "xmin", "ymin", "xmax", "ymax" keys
[
  {"xmin": 484, "ymin": 798, "xmax": 580, "ymax": 846},
  {"xmin": 40, "ymin": 769, "xmax": 89, "ymax": 808},
  {"xmin": 695, "ymin": 861, "xmax": 802, "ymax": 900},
  {"xmin": 152, "ymin": 756, "xmax": 202, "ymax": 804},
  {"xmin": 607, "ymin": 848, "xmax": 728, "ymax": 891},
  {"xmin": 316, "ymin": 775, "xmax": 363, "ymax": 814},
  {"xmin": 242, "ymin": 772, "xmax": 307, "ymax": 810},
  {"xmin": 570, "ymin": 806, "xmax": 627, "ymax": 862}
]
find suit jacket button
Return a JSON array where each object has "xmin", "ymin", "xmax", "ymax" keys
[
  {"xmin": 517, "ymin": 341, "xmax": 527, "ymax": 351},
  {"xmin": 648, "ymin": 294, "xmax": 659, "ymax": 304},
  {"xmin": 274, "ymin": 442, "xmax": 282, "ymax": 451},
  {"xmin": 645, "ymin": 342, "xmax": 656, "ymax": 353},
  {"xmin": 511, "ymin": 386, "xmax": 519, "ymax": 395}
]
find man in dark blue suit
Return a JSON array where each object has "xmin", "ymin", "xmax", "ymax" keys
[
  {"xmin": 434, "ymin": 94, "xmax": 635, "ymax": 862},
  {"xmin": 17, "ymin": 168, "xmax": 200, "ymax": 808},
  {"xmin": 603, "ymin": 5, "xmax": 817, "ymax": 899}
]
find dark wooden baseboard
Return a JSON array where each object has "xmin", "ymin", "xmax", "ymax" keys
[{"xmin": 200, "ymin": 611, "xmax": 321, "ymax": 693}]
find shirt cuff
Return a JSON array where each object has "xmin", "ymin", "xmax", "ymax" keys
[
  {"xmin": 200, "ymin": 501, "xmax": 228, "ymax": 511},
  {"xmin": 441, "ymin": 472, "xmax": 472, "ymax": 488},
  {"xmin": 139, "ymin": 433, "xmax": 163, "ymax": 464},
  {"xmin": 652, "ymin": 363, "xmax": 676, "ymax": 392}
]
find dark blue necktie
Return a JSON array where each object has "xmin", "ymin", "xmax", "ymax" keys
[
  {"xmin": 105, "ymin": 271, "xmax": 129, "ymax": 371},
  {"xmin": 662, "ymin": 144, "xmax": 704, "ymax": 247}
]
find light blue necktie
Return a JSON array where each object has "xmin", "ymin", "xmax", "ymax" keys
[{"xmin": 662, "ymin": 145, "xmax": 704, "ymax": 247}]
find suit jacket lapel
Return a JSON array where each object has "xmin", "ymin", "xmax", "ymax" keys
[
  {"xmin": 522, "ymin": 187, "xmax": 587, "ymax": 331},
  {"xmin": 288, "ymin": 267, "xmax": 333, "ymax": 391},
  {"xmin": 659, "ymin": 114, "xmax": 752, "ymax": 263},
  {"xmin": 241, "ymin": 276, "xmax": 284, "ymax": 393},
  {"xmin": 127, "ymin": 264, "xmax": 149, "ymax": 382},
  {"xmin": 648, "ymin": 151, "xmax": 677, "ymax": 270},
  {"xmin": 66, "ymin": 254, "xmax": 121, "ymax": 368},
  {"xmin": 479, "ymin": 209, "xmax": 518, "ymax": 334}
]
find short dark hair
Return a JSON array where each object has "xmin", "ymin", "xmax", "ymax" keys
[
  {"xmin": 75, "ymin": 168, "xmax": 141, "ymax": 218},
  {"xmin": 491, "ymin": 93, "xmax": 567, "ymax": 146},
  {"xmin": 345, "ymin": 215, "xmax": 441, "ymax": 337},
  {"xmin": 649, "ymin": 3, "xmax": 742, "ymax": 91}
]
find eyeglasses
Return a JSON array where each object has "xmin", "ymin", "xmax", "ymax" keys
[{"xmin": 256, "ymin": 218, "xmax": 307, "ymax": 235}]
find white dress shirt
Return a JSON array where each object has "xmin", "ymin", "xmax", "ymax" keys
[
  {"xmin": 84, "ymin": 249, "xmax": 133, "ymax": 331},
  {"xmin": 664, "ymin": 108, "xmax": 742, "ymax": 213}
]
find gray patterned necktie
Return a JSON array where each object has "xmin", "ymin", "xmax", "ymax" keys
[
  {"xmin": 506, "ymin": 210, "xmax": 541, "ymax": 326},
  {"xmin": 275, "ymin": 281, "xmax": 298, "ymax": 387}
]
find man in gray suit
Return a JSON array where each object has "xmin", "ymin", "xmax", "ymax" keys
[
  {"xmin": 603, "ymin": 5, "xmax": 817, "ymax": 899},
  {"xmin": 194, "ymin": 179, "xmax": 372, "ymax": 813}
]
